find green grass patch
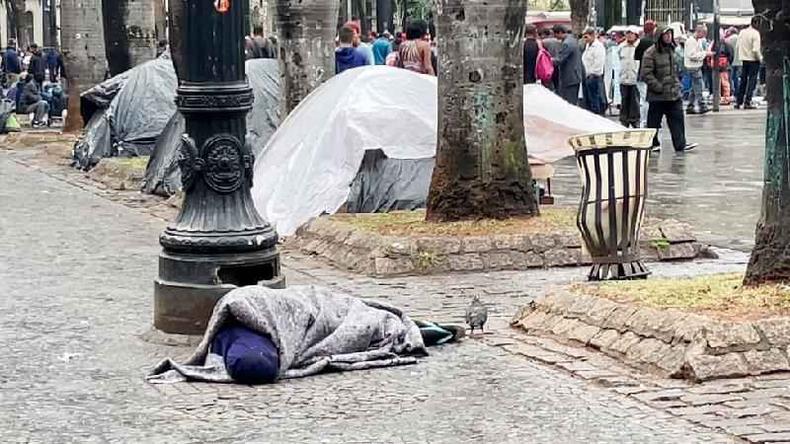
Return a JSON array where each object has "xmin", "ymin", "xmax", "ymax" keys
[
  {"xmin": 330, "ymin": 208, "xmax": 576, "ymax": 237},
  {"xmin": 573, "ymin": 273, "xmax": 790, "ymax": 320}
]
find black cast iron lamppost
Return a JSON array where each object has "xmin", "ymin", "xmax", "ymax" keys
[
  {"xmin": 569, "ymin": 129, "xmax": 656, "ymax": 281},
  {"xmin": 155, "ymin": 0, "xmax": 284, "ymax": 335}
]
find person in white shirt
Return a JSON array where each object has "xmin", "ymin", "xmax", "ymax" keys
[
  {"xmin": 618, "ymin": 27, "xmax": 641, "ymax": 127},
  {"xmin": 684, "ymin": 24, "xmax": 713, "ymax": 114},
  {"xmin": 735, "ymin": 16, "xmax": 762, "ymax": 109},
  {"xmin": 581, "ymin": 27, "xmax": 607, "ymax": 115}
]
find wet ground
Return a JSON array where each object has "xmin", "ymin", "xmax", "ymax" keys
[{"xmin": 551, "ymin": 110, "xmax": 766, "ymax": 252}]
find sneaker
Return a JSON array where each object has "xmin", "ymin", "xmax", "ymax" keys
[
  {"xmin": 686, "ymin": 108, "xmax": 698, "ymax": 115},
  {"xmin": 31, "ymin": 121, "xmax": 46, "ymax": 129},
  {"xmin": 651, "ymin": 144, "xmax": 662, "ymax": 152},
  {"xmin": 744, "ymin": 103, "xmax": 758, "ymax": 110},
  {"xmin": 678, "ymin": 143, "xmax": 698, "ymax": 152},
  {"xmin": 698, "ymin": 107, "xmax": 710, "ymax": 114},
  {"xmin": 734, "ymin": 104, "xmax": 742, "ymax": 109}
]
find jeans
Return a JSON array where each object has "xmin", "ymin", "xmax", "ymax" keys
[
  {"xmin": 582, "ymin": 75, "xmax": 606, "ymax": 115},
  {"xmin": 619, "ymin": 84, "xmax": 640, "ymax": 127},
  {"xmin": 737, "ymin": 61, "xmax": 760, "ymax": 106},
  {"xmin": 647, "ymin": 99, "xmax": 688, "ymax": 151},
  {"xmin": 26, "ymin": 100, "xmax": 49, "ymax": 124},
  {"xmin": 731, "ymin": 66, "xmax": 741, "ymax": 98},
  {"xmin": 687, "ymin": 68, "xmax": 706, "ymax": 111}
]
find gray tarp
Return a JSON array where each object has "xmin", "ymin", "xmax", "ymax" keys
[
  {"xmin": 346, "ymin": 149, "xmax": 434, "ymax": 213},
  {"xmin": 73, "ymin": 55, "xmax": 178, "ymax": 169},
  {"xmin": 147, "ymin": 285, "xmax": 425, "ymax": 383},
  {"xmin": 141, "ymin": 59, "xmax": 281, "ymax": 196}
]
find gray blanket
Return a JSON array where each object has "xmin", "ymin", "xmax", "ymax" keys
[{"xmin": 148, "ymin": 285, "xmax": 427, "ymax": 383}]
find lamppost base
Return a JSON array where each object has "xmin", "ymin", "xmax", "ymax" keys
[
  {"xmin": 587, "ymin": 261, "xmax": 650, "ymax": 281},
  {"xmin": 154, "ymin": 249, "xmax": 285, "ymax": 335}
]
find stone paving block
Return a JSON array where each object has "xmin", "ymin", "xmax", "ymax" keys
[
  {"xmin": 624, "ymin": 306, "xmax": 664, "ymax": 338},
  {"xmin": 534, "ymin": 338, "xmax": 592, "ymax": 359},
  {"xmin": 517, "ymin": 310, "xmax": 550, "ymax": 331},
  {"xmin": 761, "ymin": 423, "xmax": 790, "ymax": 433},
  {"xmin": 743, "ymin": 432, "xmax": 790, "ymax": 442},
  {"xmin": 756, "ymin": 319, "xmax": 790, "ymax": 348},
  {"xmin": 726, "ymin": 406, "xmax": 780, "ymax": 419},
  {"xmin": 582, "ymin": 297, "xmax": 619, "ymax": 327},
  {"xmin": 655, "ymin": 344, "xmax": 687, "ymax": 375},
  {"xmin": 589, "ymin": 329, "xmax": 621, "ymax": 350},
  {"xmin": 566, "ymin": 323, "xmax": 601, "ymax": 345},
  {"xmin": 742, "ymin": 349, "xmax": 790, "ymax": 375},
  {"xmin": 415, "ymin": 236, "xmax": 462, "ymax": 255},
  {"xmin": 493, "ymin": 235, "xmax": 525, "ymax": 251},
  {"xmin": 566, "ymin": 294, "xmax": 598, "ymax": 319},
  {"xmin": 530, "ymin": 235, "xmax": 556, "ymax": 253},
  {"xmin": 608, "ymin": 331, "xmax": 642, "ymax": 355},
  {"xmin": 626, "ymin": 338, "xmax": 671, "ymax": 367},
  {"xmin": 446, "ymin": 253, "xmax": 484, "ymax": 272},
  {"xmin": 524, "ymin": 252, "xmax": 545, "ymax": 268},
  {"xmin": 461, "ymin": 236, "xmax": 496, "ymax": 253},
  {"xmin": 374, "ymin": 257, "xmax": 414, "ymax": 276},
  {"xmin": 668, "ymin": 404, "xmax": 731, "ymax": 417},
  {"xmin": 602, "ymin": 305, "xmax": 639, "ymax": 332},
  {"xmin": 688, "ymin": 353, "xmax": 750, "ymax": 381},
  {"xmin": 742, "ymin": 387, "xmax": 790, "ymax": 400},
  {"xmin": 633, "ymin": 388, "xmax": 687, "ymax": 403},
  {"xmin": 482, "ymin": 251, "xmax": 516, "ymax": 270},
  {"xmin": 544, "ymin": 248, "xmax": 580, "ymax": 266},
  {"xmin": 656, "ymin": 242, "xmax": 701, "ymax": 261},
  {"xmin": 680, "ymin": 393, "xmax": 746, "ymax": 407},
  {"xmin": 704, "ymin": 322, "xmax": 763, "ymax": 350}
]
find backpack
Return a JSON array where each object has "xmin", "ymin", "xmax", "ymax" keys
[{"xmin": 535, "ymin": 42, "xmax": 554, "ymax": 84}]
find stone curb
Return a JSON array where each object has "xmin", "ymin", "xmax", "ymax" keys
[
  {"xmin": 292, "ymin": 215, "xmax": 705, "ymax": 277},
  {"xmin": 512, "ymin": 291, "xmax": 790, "ymax": 381}
]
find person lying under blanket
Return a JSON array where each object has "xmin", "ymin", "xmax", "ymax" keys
[{"xmin": 148, "ymin": 285, "xmax": 464, "ymax": 384}]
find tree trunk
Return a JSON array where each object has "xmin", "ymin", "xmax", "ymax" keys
[
  {"xmin": 61, "ymin": 0, "xmax": 107, "ymax": 132},
  {"xmin": 376, "ymin": 0, "xmax": 393, "ymax": 33},
  {"xmin": 276, "ymin": 0, "xmax": 340, "ymax": 114},
  {"xmin": 426, "ymin": 0, "xmax": 539, "ymax": 222},
  {"xmin": 569, "ymin": 0, "xmax": 589, "ymax": 35},
  {"xmin": 154, "ymin": 0, "xmax": 168, "ymax": 42},
  {"xmin": 102, "ymin": 0, "xmax": 157, "ymax": 76},
  {"xmin": 743, "ymin": 2, "xmax": 790, "ymax": 285}
]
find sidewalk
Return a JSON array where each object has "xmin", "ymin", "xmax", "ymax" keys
[{"xmin": 0, "ymin": 153, "xmax": 755, "ymax": 443}]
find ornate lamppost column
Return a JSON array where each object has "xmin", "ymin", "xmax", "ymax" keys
[{"xmin": 155, "ymin": 0, "xmax": 284, "ymax": 335}]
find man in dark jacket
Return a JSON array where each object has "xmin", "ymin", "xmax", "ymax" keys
[
  {"xmin": 20, "ymin": 74, "xmax": 49, "ymax": 127},
  {"xmin": 523, "ymin": 24, "xmax": 540, "ymax": 84},
  {"xmin": 27, "ymin": 44, "xmax": 45, "ymax": 84},
  {"xmin": 2, "ymin": 39, "xmax": 22, "ymax": 85},
  {"xmin": 335, "ymin": 25, "xmax": 369, "ymax": 74},
  {"xmin": 552, "ymin": 25, "xmax": 583, "ymax": 105},
  {"xmin": 640, "ymin": 28, "xmax": 697, "ymax": 152}
]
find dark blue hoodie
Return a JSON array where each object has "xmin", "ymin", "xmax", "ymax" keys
[{"xmin": 335, "ymin": 47, "xmax": 368, "ymax": 74}]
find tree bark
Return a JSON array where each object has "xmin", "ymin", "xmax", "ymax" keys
[
  {"xmin": 103, "ymin": 0, "xmax": 157, "ymax": 76},
  {"xmin": 154, "ymin": 0, "xmax": 168, "ymax": 42},
  {"xmin": 426, "ymin": 0, "xmax": 539, "ymax": 222},
  {"xmin": 61, "ymin": 0, "xmax": 107, "ymax": 132},
  {"xmin": 569, "ymin": 0, "xmax": 589, "ymax": 35},
  {"xmin": 275, "ymin": 0, "xmax": 340, "ymax": 114},
  {"xmin": 743, "ymin": 1, "xmax": 790, "ymax": 285}
]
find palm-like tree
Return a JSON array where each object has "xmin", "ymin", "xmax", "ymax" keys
[
  {"xmin": 276, "ymin": 0, "xmax": 340, "ymax": 113},
  {"xmin": 61, "ymin": 0, "xmax": 107, "ymax": 132},
  {"xmin": 427, "ymin": 0, "xmax": 539, "ymax": 222},
  {"xmin": 743, "ymin": 3, "xmax": 790, "ymax": 285}
]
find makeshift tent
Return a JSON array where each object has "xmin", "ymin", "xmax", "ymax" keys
[
  {"xmin": 73, "ymin": 54, "xmax": 178, "ymax": 170},
  {"xmin": 141, "ymin": 59, "xmax": 281, "ymax": 196},
  {"xmin": 251, "ymin": 66, "xmax": 626, "ymax": 236}
]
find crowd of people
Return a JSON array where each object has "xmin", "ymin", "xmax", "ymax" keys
[
  {"xmin": 0, "ymin": 39, "xmax": 67, "ymax": 129},
  {"xmin": 523, "ymin": 17, "xmax": 764, "ymax": 152}
]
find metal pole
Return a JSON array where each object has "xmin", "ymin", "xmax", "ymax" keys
[{"xmin": 712, "ymin": 0, "xmax": 720, "ymax": 112}]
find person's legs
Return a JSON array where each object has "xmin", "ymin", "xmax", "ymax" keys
[
  {"xmin": 211, "ymin": 324, "xmax": 279, "ymax": 384},
  {"xmin": 731, "ymin": 65, "xmax": 741, "ymax": 98},
  {"xmin": 665, "ymin": 99, "xmax": 688, "ymax": 151},
  {"xmin": 620, "ymin": 84, "xmax": 639, "ymax": 127},
  {"xmin": 688, "ymin": 68, "xmax": 705, "ymax": 112},
  {"xmin": 720, "ymin": 70, "xmax": 731, "ymax": 104},
  {"xmin": 561, "ymin": 84, "xmax": 580, "ymax": 106},
  {"xmin": 646, "ymin": 101, "xmax": 664, "ymax": 148},
  {"xmin": 736, "ymin": 64, "xmax": 750, "ymax": 106},
  {"xmin": 584, "ymin": 76, "xmax": 604, "ymax": 115},
  {"xmin": 744, "ymin": 61, "xmax": 760, "ymax": 106},
  {"xmin": 637, "ymin": 81, "xmax": 648, "ymax": 127}
]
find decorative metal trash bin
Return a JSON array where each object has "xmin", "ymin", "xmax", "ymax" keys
[{"xmin": 568, "ymin": 130, "xmax": 657, "ymax": 281}]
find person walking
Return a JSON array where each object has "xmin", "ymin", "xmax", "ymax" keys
[
  {"xmin": 581, "ymin": 27, "xmax": 606, "ymax": 115},
  {"xmin": 640, "ymin": 27, "xmax": 698, "ymax": 152},
  {"xmin": 635, "ymin": 20, "xmax": 658, "ymax": 127},
  {"xmin": 372, "ymin": 32, "xmax": 392, "ymax": 65},
  {"xmin": 335, "ymin": 26, "xmax": 369, "ymax": 74},
  {"xmin": 618, "ymin": 27, "xmax": 641, "ymax": 127},
  {"xmin": 523, "ymin": 24, "xmax": 540, "ymax": 84},
  {"xmin": 684, "ymin": 25, "xmax": 712, "ymax": 114},
  {"xmin": 26, "ymin": 44, "xmax": 46, "ymax": 85},
  {"xmin": 735, "ymin": 17, "xmax": 762, "ymax": 109},
  {"xmin": 395, "ymin": 20, "xmax": 434, "ymax": 75},
  {"xmin": 552, "ymin": 24, "xmax": 583, "ymax": 106}
]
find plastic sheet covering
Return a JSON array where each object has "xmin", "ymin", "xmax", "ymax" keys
[
  {"xmin": 346, "ymin": 149, "xmax": 434, "ymax": 213},
  {"xmin": 251, "ymin": 66, "xmax": 627, "ymax": 236},
  {"xmin": 72, "ymin": 109, "xmax": 111, "ymax": 169},
  {"xmin": 141, "ymin": 59, "xmax": 281, "ymax": 196},
  {"xmin": 72, "ymin": 55, "xmax": 178, "ymax": 170},
  {"xmin": 0, "ymin": 99, "xmax": 15, "ymax": 134}
]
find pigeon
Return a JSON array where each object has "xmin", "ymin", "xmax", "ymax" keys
[{"xmin": 465, "ymin": 295, "xmax": 488, "ymax": 335}]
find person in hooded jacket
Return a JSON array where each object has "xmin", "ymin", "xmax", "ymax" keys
[
  {"xmin": 640, "ymin": 27, "xmax": 698, "ymax": 152},
  {"xmin": 335, "ymin": 25, "xmax": 369, "ymax": 74}
]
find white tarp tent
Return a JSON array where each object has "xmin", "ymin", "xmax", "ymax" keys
[{"xmin": 252, "ymin": 66, "xmax": 625, "ymax": 236}]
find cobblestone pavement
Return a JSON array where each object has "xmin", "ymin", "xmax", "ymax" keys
[{"xmin": 0, "ymin": 154, "xmax": 756, "ymax": 443}]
